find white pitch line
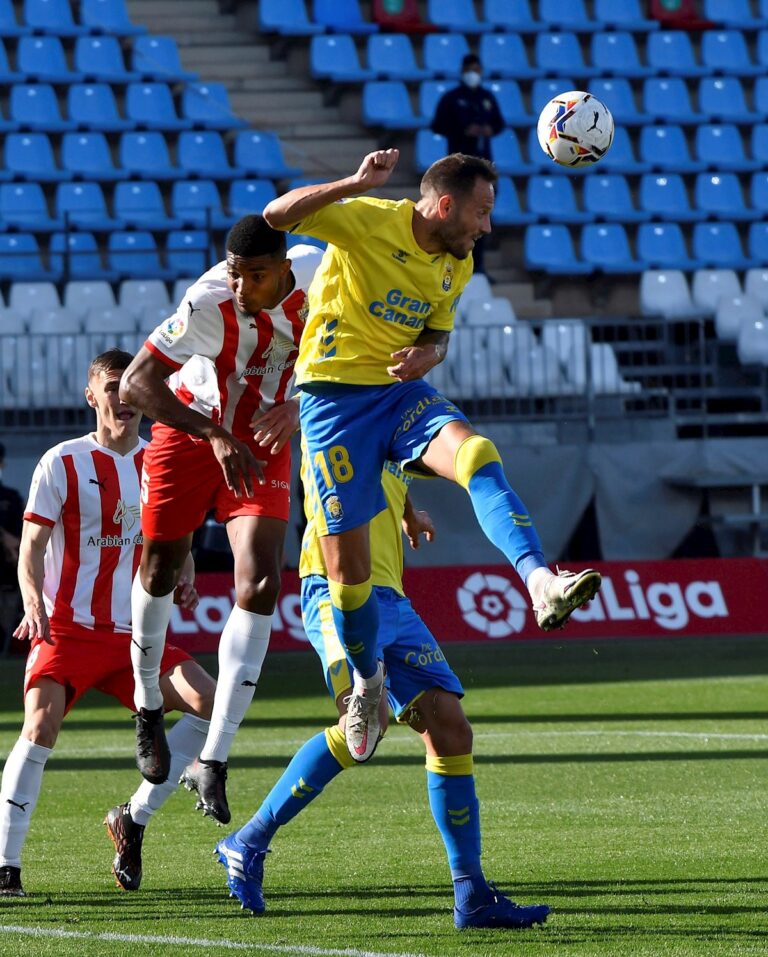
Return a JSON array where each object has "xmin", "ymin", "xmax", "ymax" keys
[
  {"xmin": 0, "ymin": 925, "xmax": 426, "ymax": 957},
  {"xmin": 473, "ymin": 729, "xmax": 768, "ymax": 742}
]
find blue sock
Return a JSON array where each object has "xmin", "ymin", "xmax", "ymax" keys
[
  {"xmin": 426, "ymin": 767, "xmax": 491, "ymax": 909},
  {"xmin": 467, "ymin": 462, "xmax": 547, "ymax": 585},
  {"xmin": 236, "ymin": 731, "xmax": 346, "ymax": 850},
  {"xmin": 330, "ymin": 591, "xmax": 379, "ymax": 679}
]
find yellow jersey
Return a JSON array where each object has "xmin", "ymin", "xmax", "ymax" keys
[
  {"xmin": 300, "ymin": 459, "xmax": 412, "ymax": 595},
  {"xmin": 292, "ymin": 197, "xmax": 473, "ymax": 386}
]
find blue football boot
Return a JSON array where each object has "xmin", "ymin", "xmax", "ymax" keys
[
  {"xmin": 454, "ymin": 882, "xmax": 550, "ymax": 930},
  {"xmin": 215, "ymin": 833, "xmax": 268, "ymax": 914}
]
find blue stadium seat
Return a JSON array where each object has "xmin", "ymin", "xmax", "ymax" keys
[
  {"xmin": 62, "ymin": 132, "xmax": 128, "ymax": 181},
  {"xmin": 171, "ymin": 180, "xmax": 233, "ymax": 229},
  {"xmin": 591, "ymin": 77, "xmax": 648, "ymax": 126},
  {"xmin": 526, "ymin": 175, "xmax": 592, "ymax": 223},
  {"xmin": 637, "ymin": 223, "xmax": 700, "ymax": 270},
  {"xmin": 131, "ymin": 36, "xmax": 198, "ymax": 83},
  {"xmin": 166, "ymin": 230, "xmax": 209, "ymax": 278},
  {"xmin": 751, "ymin": 78, "xmax": 768, "ymax": 121},
  {"xmin": 539, "ymin": 0, "xmax": 602, "ymax": 31},
  {"xmin": 0, "ymin": 0, "xmax": 31, "ymax": 36},
  {"xmin": 55, "ymin": 182, "xmax": 123, "ymax": 230},
  {"xmin": 125, "ymin": 83, "xmax": 192, "ymax": 131},
  {"xmin": 693, "ymin": 222, "xmax": 753, "ymax": 269},
  {"xmin": 180, "ymin": 131, "xmax": 245, "ymax": 180},
  {"xmin": 531, "ymin": 77, "xmax": 576, "ymax": 116},
  {"xmin": 362, "ymin": 80, "xmax": 426, "ymax": 129},
  {"xmin": 259, "ymin": 0, "xmax": 323, "ymax": 36},
  {"xmin": 699, "ymin": 77, "xmax": 760, "ymax": 123},
  {"xmin": 492, "ymin": 176, "xmax": 536, "ymax": 226},
  {"xmin": 23, "ymin": 0, "xmax": 89, "ymax": 36},
  {"xmin": 51, "ymin": 231, "xmax": 117, "ymax": 281},
  {"xmin": 524, "ymin": 225, "xmax": 592, "ymax": 275},
  {"xmin": 10, "ymin": 84, "xmax": 76, "ymax": 132},
  {"xmin": 0, "ymin": 38, "xmax": 22, "ymax": 83},
  {"xmin": 748, "ymin": 223, "xmax": 768, "ymax": 263},
  {"xmin": 108, "ymin": 231, "xmax": 175, "ymax": 280},
  {"xmin": 646, "ymin": 31, "xmax": 707, "ymax": 77},
  {"xmin": 5, "ymin": 133, "xmax": 70, "ymax": 182},
  {"xmin": 313, "ymin": 0, "xmax": 379, "ymax": 34},
  {"xmin": 423, "ymin": 34, "xmax": 470, "ymax": 78},
  {"xmin": 642, "ymin": 78, "xmax": 699, "ymax": 124},
  {"xmin": 639, "ymin": 173, "xmax": 703, "ymax": 223},
  {"xmin": 181, "ymin": 83, "xmax": 248, "ymax": 130},
  {"xmin": 583, "ymin": 174, "xmax": 649, "ymax": 222},
  {"xmin": 590, "ymin": 32, "xmax": 652, "ymax": 79},
  {"xmin": 0, "ymin": 101, "xmax": 18, "ymax": 132},
  {"xmin": 494, "ymin": 129, "xmax": 536, "ymax": 175},
  {"xmin": 489, "ymin": 80, "xmax": 534, "ymax": 127},
  {"xmin": 534, "ymin": 32, "xmax": 596, "ymax": 77},
  {"xmin": 480, "ymin": 33, "xmax": 540, "ymax": 79},
  {"xmin": 75, "ymin": 36, "xmax": 141, "ymax": 83},
  {"xmin": 0, "ymin": 234, "xmax": 57, "ymax": 280},
  {"xmin": 694, "ymin": 173, "xmax": 758, "ymax": 221},
  {"xmin": 228, "ymin": 179, "xmax": 278, "ymax": 218},
  {"xmin": 750, "ymin": 124, "xmax": 768, "ymax": 166},
  {"xmin": 694, "ymin": 124, "xmax": 759, "ymax": 172},
  {"xmin": 113, "ymin": 181, "xmax": 180, "ymax": 230},
  {"xmin": 68, "ymin": 83, "xmax": 133, "ymax": 132},
  {"xmin": 749, "ymin": 173, "xmax": 768, "ymax": 216},
  {"xmin": 233, "ymin": 130, "xmax": 301, "ymax": 179},
  {"xmin": 414, "ymin": 130, "xmax": 446, "ymax": 173},
  {"xmin": 18, "ymin": 36, "xmax": 84, "ymax": 83},
  {"xmin": 482, "ymin": 0, "xmax": 543, "ymax": 33},
  {"xmin": 367, "ymin": 34, "xmax": 430, "ymax": 81},
  {"xmin": 0, "ymin": 182, "xmax": 62, "ymax": 231},
  {"xmin": 757, "ymin": 30, "xmax": 768, "ymax": 69},
  {"xmin": 79, "ymin": 0, "xmax": 146, "ymax": 36},
  {"xmin": 119, "ymin": 131, "xmax": 178, "ymax": 180},
  {"xmin": 593, "ymin": 0, "xmax": 658, "ymax": 31},
  {"xmin": 418, "ymin": 80, "xmax": 455, "ymax": 121},
  {"xmin": 311, "ymin": 35, "xmax": 374, "ymax": 83},
  {"xmin": 639, "ymin": 126, "xmax": 705, "ymax": 173},
  {"xmin": 581, "ymin": 224, "xmax": 642, "ymax": 273},
  {"xmin": 701, "ymin": 30, "xmax": 763, "ymax": 76},
  {"xmin": 426, "ymin": 0, "xmax": 490, "ymax": 33},
  {"xmin": 703, "ymin": 0, "xmax": 767, "ymax": 29}
]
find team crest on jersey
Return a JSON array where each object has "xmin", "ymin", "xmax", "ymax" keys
[
  {"xmin": 326, "ymin": 495, "xmax": 343, "ymax": 520},
  {"xmin": 441, "ymin": 262, "xmax": 454, "ymax": 292},
  {"xmin": 298, "ymin": 295, "xmax": 309, "ymax": 323},
  {"xmin": 113, "ymin": 499, "xmax": 141, "ymax": 530}
]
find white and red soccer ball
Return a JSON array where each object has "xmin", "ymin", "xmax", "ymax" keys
[{"xmin": 537, "ymin": 90, "xmax": 614, "ymax": 168}]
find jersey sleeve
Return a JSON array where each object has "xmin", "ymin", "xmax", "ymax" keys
[
  {"xmin": 291, "ymin": 197, "xmax": 387, "ymax": 250},
  {"xmin": 425, "ymin": 259, "xmax": 474, "ymax": 332},
  {"xmin": 145, "ymin": 292, "xmax": 223, "ymax": 371},
  {"xmin": 23, "ymin": 450, "xmax": 65, "ymax": 528}
]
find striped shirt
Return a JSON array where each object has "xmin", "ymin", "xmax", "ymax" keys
[
  {"xmin": 23, "ymin": 435, "xmax": 146, "ymax": 634},
  {"xmin": 145, "ymin": 245, "xmax": 322, "ymax": 440}
]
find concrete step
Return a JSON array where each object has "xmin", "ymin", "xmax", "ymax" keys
[
  {"xmin": 194, "ymin": 59, "xmax": 292, "ymax": 81},
  {"xmin": 176, "ymin": 45, "xmax": 274, "ymax": 65},
  {"xmin": 129, "ymin": 0, "xmax": 220, "ymax": 16},
  {"xmin": 231, "ymin": 76, "xmax": 313, "ymax": 94}
]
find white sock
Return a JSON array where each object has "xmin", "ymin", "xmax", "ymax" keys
[
  {"xmin": 199, "ymin": 606, "xmax": 271, "ymax": 763},
  {"xmin": 526, "ymin": 567, "xmax": 553, "ymax": 600},
  {"xmin": 131, "ymin": 574, "xmax": 173, "ymax": 712},
  {"xmin": 352, "ymin": 662, "xmax": 384, "ymax": 694},
  {"xmin": 129, "ymin": 713, "xmax": 209, "ymax": 827},
  {"xmin": 0, "ymin": 738, "xmax": 51, "ymax": 868}
]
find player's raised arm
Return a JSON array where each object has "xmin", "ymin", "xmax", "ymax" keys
[{"xmin": 263, "ymin": 149, "xmax": 400, "ymax": 230}]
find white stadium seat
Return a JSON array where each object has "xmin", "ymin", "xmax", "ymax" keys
[
  {"xmin": 691, "ymin": 269, "xmax": 741, "ymax": 316},
  {"xmin": 8, "ymin": 281, "xmax": 61, "ymax": 318},
  {"xmin": 714, "ymin": 294, "xmax": 764, "ymax": 342},
  {"xmin": 737, "ymin": 317, "xmax": 768, "ymax": 366},
  {"xmin": 639, "ymin": 270, "xmax": 699, "ymax": 319},
  {"xmin": 744, "ymin": 269, "xmax": 768, "ymax": 311},
  {"xmin": 63, "ymin": 280, "xmax": 117, "ymax": 316}
]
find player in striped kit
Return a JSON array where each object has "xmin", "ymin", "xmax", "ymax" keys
[
  {"xmin": 119, "ymin": 216, "xmax": 322, "ymax": 823},
  {"xmin": 0, "ymin": 350, "xmax": 215, "ymax": 898}
]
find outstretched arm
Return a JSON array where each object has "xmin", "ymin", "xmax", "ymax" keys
[{"xmin": 263, "ymin": 149, "xmax": 400, "ymax": 230}]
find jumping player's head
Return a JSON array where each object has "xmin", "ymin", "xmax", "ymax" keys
[
  {"xmin": 225, "ymin": 214, "xmax": 292, "ymax": 315},
  {"xmin": 419, "ymin": 154, "xmax": 497, "ymax": 260},
  {"xmin": 86, "ymin": 348, "xmax": 141, "ymax": 439}
]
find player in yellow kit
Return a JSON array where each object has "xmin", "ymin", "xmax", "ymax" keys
[
  {"xmin": 264, "ymin": 151, "xmax": 601, "ymax": 763},
  {"xmin": 214, "ymin": 462, "xmax": 551, "ymax": 930}
]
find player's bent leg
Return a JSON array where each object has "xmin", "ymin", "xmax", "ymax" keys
[
  {"xmin": 405, "ymin": 690, "xmax": 550, "ymax": 930},
  {"xmin": 0, "ymin": 679, "xmax": 66, "ymax": 896},
  {"xmin": 421, "ymin": 422, "xmax": 601, "ymax": 631},
  {"xmin": 132, "ymin": 534, "xmax": 192, "ymax": 784}
]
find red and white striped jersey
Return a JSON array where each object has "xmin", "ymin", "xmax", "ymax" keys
[
  {"xmin": 145, "ymin": 244, "xmax": 323, "ymax": 441},
  {"xmin": 23, "ymin": 434, "xmax": 146, "ymax": 634}
]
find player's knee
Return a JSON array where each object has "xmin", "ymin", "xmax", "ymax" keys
[
  {"xmin": 21, "ymin": 715, "xmax": 59, "ymax": 750},
  {"xmin": 453, "ymin": 434, "xmax": 502, "ymax": 490},
  {"xmin": 408, "ymin": 690, "xmax": 473, "ymax": 754},
  {"xmin": 235, "ymin": 570, "xmax": 281, "ymax": 613},
  {"xmin": 140, "ymin": 561, "xmax": 179, "ymax": 597},
  {"xmin": 327, "ymin": 577, "xmax": 372, "ymax": 611}
]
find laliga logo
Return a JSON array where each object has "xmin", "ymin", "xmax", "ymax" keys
[
  {"xmin": 457, "ymin": 572, "xmax": 529, "ymax": 638},
  {"xmin": 170, "ymin": 589, "xmax": 308, "ymax": 643}
]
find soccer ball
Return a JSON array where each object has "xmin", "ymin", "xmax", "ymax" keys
[{"xmin": 536, "ymin": 91, "xmax": 614, "ymax": 168}]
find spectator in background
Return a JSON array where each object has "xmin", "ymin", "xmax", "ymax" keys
[
  {"xmin": 431, "ymin": 56, "xmax": 504, "ymax": 276},
  {"xmin": 0, "ymin": 442, "xmax": 23, "ymax": 653}
]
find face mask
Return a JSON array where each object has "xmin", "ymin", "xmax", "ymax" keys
[{"xmin": 462, "ymin": 71, "xmax": 482, "ymax": 89}]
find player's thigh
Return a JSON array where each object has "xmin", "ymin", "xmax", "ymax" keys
[
  {"xmin": 139, "ymin": 533, "xmax": 194, "ymax": 595},
  {"xmin": 21, "ymin": 677, "xmax": 67, "ymax": 748},
  {"xmin": 388, "ymin": 381, "xmax": 471, "ymax": 478},
  {"xmin": 417, "ymin": 419, "xmax": 477, "ymax": 481},
  {"xmin": 226, "ymin": 513, "xmax": 287, "ymax": 610},
  {"xmin": 318, "ymin": 523, "xmax": 371, "ymax": 584},
  {"xmin": 404, "ymin": 688, "xmax": 473, "ymax": 758},
  {"xmin": 160, "ymin": 657, "xmax": 216, "ymax": 718}
]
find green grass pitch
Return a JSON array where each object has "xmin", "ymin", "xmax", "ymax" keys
[{"xmin": 1, "ymin": 635, "xmax": 766, "ymax": 957}]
